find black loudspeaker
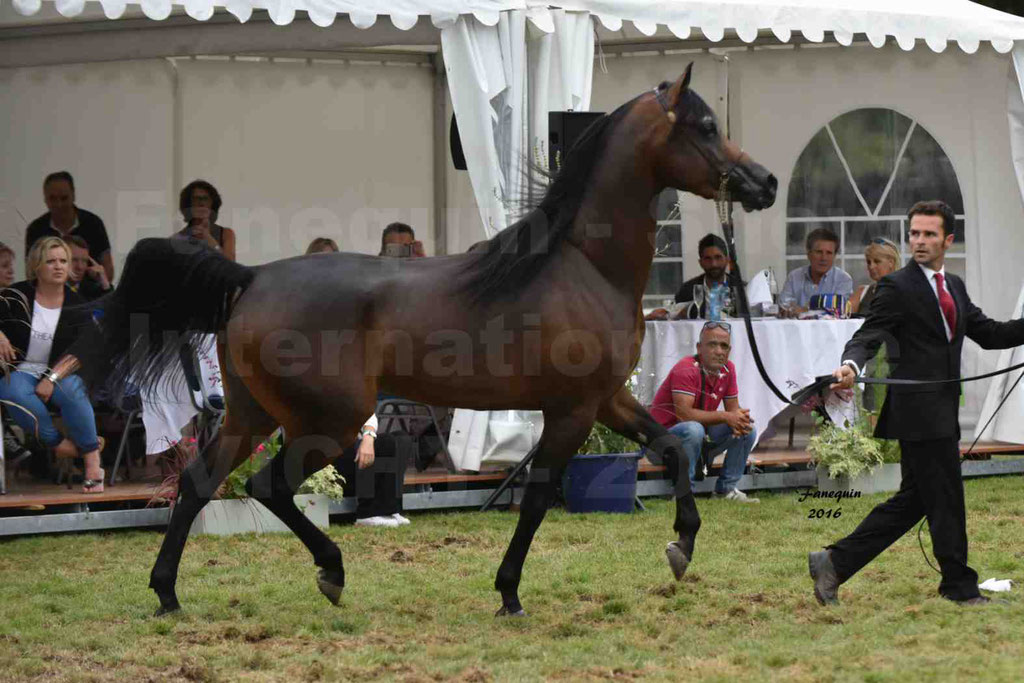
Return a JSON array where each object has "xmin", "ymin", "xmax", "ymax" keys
[
  {"xmin": 548, "ymin": 111, "xmax": 605, "ymax": 172},
  {"xmin": 450, "ymin": 114, "xmax": 467, "ymax": 170}
]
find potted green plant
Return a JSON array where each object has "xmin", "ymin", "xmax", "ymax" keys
[
  {"xmin": 809, "ymin": 392, "xmax": 901, "ymax": 495},
  {"xmin": 155, "ymin": 432, "xmax": 346, "ymax": 536}
]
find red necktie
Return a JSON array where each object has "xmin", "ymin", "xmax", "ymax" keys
[{"xmin": 934, "ymin": 272, "xmax": 956, "ymax": 337}]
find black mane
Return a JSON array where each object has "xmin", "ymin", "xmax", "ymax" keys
[{"xmin": 459, "ymin": 93, "xmax": 644, "ymax": 305}]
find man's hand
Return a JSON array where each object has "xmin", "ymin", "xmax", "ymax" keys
[
  {"xmin": 86, "ymin": 256, "xmax": 110, "ymax": 289},
  {"xmin": 355, "ymin": 435, "xmax": 376, "ymax": 469},
  {"xmin": 35, "ymin": 378, "xmax": 54, "ymax": 402},
  {"xmin": 725, "ymin": 408, "xmax": 752, "ymax": 437},
  {"xmin": 411, "ymin": 240, "xmax": 426, "ymax": 258},
  {"xmin": 644, "ymin": 308, "xmax": 669, "ymax": 321},
  {"xmin": 830, "ymin": 364, "xmax": 856, "ymax": 391},
  {"xmin": 781, "ymin": 305, "xmax": 808, "ymax": 319}
]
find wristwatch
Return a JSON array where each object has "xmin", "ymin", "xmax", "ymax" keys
[
  {"xmin": 44, "ymin": 370, "xmax": 61, "ymax": 384},
  {"xmin": 358, "ymin": 427, "xmax": 377, "ymax": 440}
]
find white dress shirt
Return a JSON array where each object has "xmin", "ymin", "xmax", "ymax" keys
[
  {"xmin": 843, "ymin": 261, "xmax": 953, "ymax": 376},
  {"xmin": 917, "ymin": 262, "xmax": 953, "ymax": 341}
]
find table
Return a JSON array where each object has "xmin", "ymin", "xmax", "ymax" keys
[{"xmin": 637, "ymin": 319, "xmax": 864, "ymax": 448}]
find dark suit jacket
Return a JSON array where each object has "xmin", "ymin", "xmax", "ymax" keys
[
  {"xmin": 0, "ymin": 281, "xmax": 91, "ymax": 368},
  {"xmin": 842, "ymin": 263, "xmax": 1024, "ymax": 441}
]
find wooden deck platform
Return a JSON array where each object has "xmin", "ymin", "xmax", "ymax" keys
[{"xmin": 2, "ymin": 441, "xmax": 1022, "ymax": 513}]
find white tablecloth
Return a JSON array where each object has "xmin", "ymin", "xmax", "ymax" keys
[{"xmin": 637, "ymin": 319, "xmax": 864, "ymax": 448}]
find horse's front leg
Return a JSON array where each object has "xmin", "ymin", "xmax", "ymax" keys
[
  {"xmin": 494, "ymin": 408, "xmax": 595, "ymax": 617},
  {"xmin": 596, "ymin": 387, "xmax": 702, "ymax": 580},
  {"xmin": 245, "ymin": 430, "xmax": 351, "ymax": 606}
]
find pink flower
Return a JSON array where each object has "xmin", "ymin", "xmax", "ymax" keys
[
  {"xmin": 189, "ymin": 437, "xmax": 198, "ymax": 444},
  {"xmin": 256, "ymin": 444, "xmax": 265, "ymax": 453}
]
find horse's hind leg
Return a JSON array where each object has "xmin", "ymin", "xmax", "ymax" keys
[
  {"xmin": 597, "ymin": 387, "xmax": 701, "ymax": 579},
  {"xmin": 149, "ymin": 388, "xmax": 276, "ymax": 615},
  {"xmin": 494, "ymin": 408, "xmax": 594, "ymax": 616},
  {"xmin": 245, "ymin": 424, "xmax": 355, "ymax": 606}
]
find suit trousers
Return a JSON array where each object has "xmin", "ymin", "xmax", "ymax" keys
[
  {"xmin": 826, "ymin": 437, "xmax": 980, "ymax": 601},
  {"xmin": 335, "ymin": 432, "xmax": 411, "ymax": 519}
]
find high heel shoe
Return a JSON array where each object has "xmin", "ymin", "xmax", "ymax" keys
[{"xmin": 83, "ymin": 469, "xmax": 105, "ymax": 494}]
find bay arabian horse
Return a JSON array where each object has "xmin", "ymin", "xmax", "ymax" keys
[{"xmin": 89, "ymin": 64, "xmax": 776, "ymax": 616}]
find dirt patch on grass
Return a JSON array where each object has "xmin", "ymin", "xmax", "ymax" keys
[
  {"xmin": 390, "ymin": 550, "xmax": 414, "ymax": 563},
  {"xmin": 648, "ymin": 584, "xmax": 677, "ymax": 598},
  {"xmin": 336, "ymin": 662, "xmax": 418, "ymax": 681}
]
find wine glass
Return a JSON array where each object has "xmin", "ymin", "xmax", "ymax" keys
[{"xmin": 692, "ymin": 284, "xmax": 705, "ymax": 319}]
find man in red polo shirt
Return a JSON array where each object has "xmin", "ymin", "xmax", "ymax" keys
[{"xmin": 650, "ymin": 321, "xmax": 759, "ymax": 502}]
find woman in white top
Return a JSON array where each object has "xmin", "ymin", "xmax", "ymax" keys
[{"xmin": 0, "ymin": 237, "xmax": 105, "ymax": 492}]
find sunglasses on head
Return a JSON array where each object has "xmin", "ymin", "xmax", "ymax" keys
[
  {"xmin": 870, "ymin": 237, "xmax": 898, "ymax": 248},
  {"xmin": 702, "ymin": 321, "xmax": 731, "ymax": 333}
]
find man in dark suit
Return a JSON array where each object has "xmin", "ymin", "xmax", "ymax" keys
[{"xmin": 809, "ymin": 200, "xmax": 1024, "ymax": 606}]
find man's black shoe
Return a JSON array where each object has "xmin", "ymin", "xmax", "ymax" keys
[
  {"xmin": 948, "ymin": 595, "xmax": 991, "ymax": 606},
  {"xmin": 809, "ymin": 550, "xmax": 840, "ymax": 606}
]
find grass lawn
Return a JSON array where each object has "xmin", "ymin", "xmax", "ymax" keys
[{"xmin": 1, "ymin": 475, "xmax": 1023, "ymax": 682}]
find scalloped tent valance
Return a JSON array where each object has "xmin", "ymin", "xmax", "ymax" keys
[{"xmin": 7, "ymin": 0, "xmax": 1024, "ymax": 53}]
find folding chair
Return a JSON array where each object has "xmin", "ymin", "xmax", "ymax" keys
[
  {"xmin": 107, "ymin": 391, "xmax": 145, "ymax": 486},
  {"xmin": 376, "ymin": 399, "xmax": 454, "ymax": 472}
]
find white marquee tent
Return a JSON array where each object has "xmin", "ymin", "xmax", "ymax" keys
[{"xmin": 5, "ymin": 0, "xmax": 1024, "ymax": 453}]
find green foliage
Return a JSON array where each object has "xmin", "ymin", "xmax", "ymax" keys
[
  {"xmin": 219, "ymin": 432, "xmax": 346, "ymax": 501},
  {"xmin": 577, "ymin": 421, "xmax": 639, "ymax": 456},
  {"xmin": 807, "ymin": 412, "xmax": 885, "ymax": 480},
  {"xmin": 808, "ymin": 350, "xmax": 903, "ymax": 478}
]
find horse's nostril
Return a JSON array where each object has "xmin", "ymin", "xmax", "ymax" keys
[{"xmin": 766, "ymin": 174, "xmax": 778, "ymax": 192}]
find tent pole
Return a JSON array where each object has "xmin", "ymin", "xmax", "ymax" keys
[{"xmin": 432, "ymin": 52, "xmax": 449, "ymax": 255}]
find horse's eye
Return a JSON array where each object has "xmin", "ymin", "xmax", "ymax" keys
[{"xmin": 702, "ymin": 120, "xmax": 718, "ymax": 137}]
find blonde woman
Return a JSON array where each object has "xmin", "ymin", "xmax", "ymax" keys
[
  {"xmin": 0, "ymin": 237, "xmax": 105, "ymax": 492},
  {"xmin": 305, "ymin": 237, "xmax": 339, "ymax": 254},
  {"xmin": 850, "ymin": 237, "xmax": 901, "ymax": 315}
]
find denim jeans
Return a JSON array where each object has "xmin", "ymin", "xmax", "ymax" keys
[
  {"xmin": 668, "ymin": 421, "xmax": 757, "ymax": 494},
  {"xmin": 0, "ymin": 371, "xmax": 100, "ymax": 452}
]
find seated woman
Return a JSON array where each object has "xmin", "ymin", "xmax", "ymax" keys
[
  {"xmin": 849, "ymin": 237, "xmax": 900, "ymax": 316},
  {"xmin": 305, "ymin": 237, "xmax": 339, "ymax": 254},
  {"xmin": 0, "ymin": 236, "xmax": 105, "ymax": 492},
  {"xmin": 173, "ymin": 179, "xmax": 237, "ymax": 262}
]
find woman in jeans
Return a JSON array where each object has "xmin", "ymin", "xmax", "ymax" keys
[{"xmin": 0, "ymin": 236, "xmax": 104, "ymax": 492}]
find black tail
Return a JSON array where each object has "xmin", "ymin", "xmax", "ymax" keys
[{"xmin": 79, "ymin": 238, "xmax": 254, "ymax": 400}]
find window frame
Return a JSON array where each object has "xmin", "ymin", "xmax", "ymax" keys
[
  {"xmin": 786, "ymin": 109, "xmax": 966, "ymax": 283},
  {"xmin": 643, "ymin": 190, "xmax": 685, "ymax": 308}
]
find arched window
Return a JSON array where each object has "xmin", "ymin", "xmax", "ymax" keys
[
  {"xmin": 644, "ymin": 189, "xmax": 685, "ymax": 307},
  {"xmin": 787, "ymin": 109, "xmax": 966, "ymax": 284}
]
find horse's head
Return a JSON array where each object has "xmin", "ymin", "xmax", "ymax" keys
[{"xmin": 647, "ymin": 63, "xmax": 777, "ymax": 212}]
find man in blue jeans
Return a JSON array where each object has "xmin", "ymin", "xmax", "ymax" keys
[{"xmin": 649, "ymin": 321, "xmax": 759, "ymax": 503}]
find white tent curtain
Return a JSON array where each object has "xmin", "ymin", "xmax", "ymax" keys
[
  {"xmin": 442, "ymin": 8, "xmax": 594, "ymax": 471},
  {"xmin": 13, "ymin": 0, "xmax": 1024, "ymax": 54},
  {"xmin": 439, "ymin": 8, "xmax": 594, "ymax": 237},
  {"xmin": 973, "ymin": 50, "xmax": 1024, "ymax": 445}
]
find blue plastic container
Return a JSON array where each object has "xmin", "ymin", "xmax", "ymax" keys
[{"xmin": 562, "ymin": 453, "xmax": 641, "ymax": 513}]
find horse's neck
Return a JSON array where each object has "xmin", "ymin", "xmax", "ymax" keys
[{"xmin": 575, "ymin": 149, "xmax": 659, "ymax": 304}]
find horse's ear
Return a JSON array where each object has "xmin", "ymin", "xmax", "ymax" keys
[{"xmin": 665, "ymin": 62, "xmax": 694, "ymax": 114}]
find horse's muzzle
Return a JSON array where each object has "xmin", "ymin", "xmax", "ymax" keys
[{"xmin": 734, "ymin": 162, "xmax": 777, "ymax": 212}]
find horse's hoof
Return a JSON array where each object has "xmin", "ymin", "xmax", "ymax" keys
[
  {"xmin": 317, "ymin": 569, "xmax": 344, "ymax": 606},
  {"xmin": 665, "ymin": 541, "xmax": 690, "ymax": 582},
  {"xmin": 494, "ymin": 606, "xmax": 527, "ymax": 618}
]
